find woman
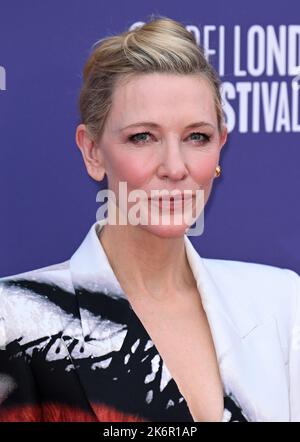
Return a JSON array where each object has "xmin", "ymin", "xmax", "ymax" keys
[{"xmin": 0, "ymin": 16, "xmax": 300, "ymax": 423}]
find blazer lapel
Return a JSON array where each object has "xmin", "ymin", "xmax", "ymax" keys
[
  {"xmin": 184, "ymin": 236, "xmax": 290, "ymax": 421},
  {"xmin": 221, "ymin": 316, "xmax": 290, "ymax": 422},
  {"xmin": 60, "ymin": 218, "xmax": 131, "ymax": 421}
]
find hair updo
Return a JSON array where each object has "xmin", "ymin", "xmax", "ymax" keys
[{"xmin": 78, "ymin": 15, "xmax": 225, "ymax": 143}]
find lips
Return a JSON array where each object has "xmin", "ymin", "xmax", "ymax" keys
[
  {"xmin": 148, "ymin": 193, "xmax": 195, "ymax": 202},
  {"xmin": 147, "ymin": 194, "xmax": 195, "ymax": 213}
]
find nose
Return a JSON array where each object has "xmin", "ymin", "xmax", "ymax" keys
[{"xmin": 157, "ymin": 138, "xmax": 188, "ymax": 182}]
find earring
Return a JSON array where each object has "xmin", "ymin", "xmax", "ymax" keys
[{"xmin": 215, "ymin": 165, "xmax": 221, "ymax": 178}]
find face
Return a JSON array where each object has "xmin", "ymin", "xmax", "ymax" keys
[{"xmin": 83, "ymin": 73, "xmax": 227, "ymax": 238}]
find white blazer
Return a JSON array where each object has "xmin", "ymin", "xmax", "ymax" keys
[{"xmin": 1, "ymin": 217, "xmax": 300, "ymax": 422}]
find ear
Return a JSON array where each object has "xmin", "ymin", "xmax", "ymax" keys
[
  {"xmin": 75, "ymin": 124, "xmax": 106, "ymax": 182},
  {"xmin": 219, "ymin": 125, "xmax": 228, "ymax": 152}
]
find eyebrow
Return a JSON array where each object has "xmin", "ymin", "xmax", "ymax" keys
[{"xmin": 119, "ymin": 121, "xmax": 215, "ymax": 131}]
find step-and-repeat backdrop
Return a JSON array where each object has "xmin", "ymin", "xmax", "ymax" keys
[{"xmin": 0, "ymin": 0, "xmax": 299, "ymax": 276}]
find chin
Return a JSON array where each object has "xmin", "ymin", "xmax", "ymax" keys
[{"xmin": 139, "ymin": 223, "xmax": 189, "ymax": 239}]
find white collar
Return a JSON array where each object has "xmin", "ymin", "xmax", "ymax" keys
[{"xmin": 69, "ymin": 218, "xmax": 249, "ymax": 359}]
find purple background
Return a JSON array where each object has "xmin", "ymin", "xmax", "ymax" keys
[{"xmin": 0, "ymin": 0, "xmax": 299, "ymax": 277}]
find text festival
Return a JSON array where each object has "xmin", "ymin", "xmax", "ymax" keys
[{"xmin": 130, "ymin": 22, "xmax": 300, "ymax": 133}]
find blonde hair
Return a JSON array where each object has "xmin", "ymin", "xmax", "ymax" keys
[{"xmin": 78, "ymin": 15, "xmax": 225, "ymax": 143}]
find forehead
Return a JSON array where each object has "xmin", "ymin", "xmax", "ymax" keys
[{"xmin": 107, "ymin": 73, "xmax": 217, "ymax": 131}]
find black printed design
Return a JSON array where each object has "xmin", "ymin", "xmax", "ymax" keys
[{"xmin": 0, "ymin": 278, "xmax": 248, "ymax": 422}]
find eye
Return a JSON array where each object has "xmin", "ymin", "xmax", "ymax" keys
[
  {"xmin": 188, "ymin": 132, "xmax": 211, "ymax": 143},
  {"xmin": 127, "ymin": 131, "xmax": 211, "ymax": 145},
  {"xmin": 128, "ymin": 131, "xmax": 152, "ymax": 144}
]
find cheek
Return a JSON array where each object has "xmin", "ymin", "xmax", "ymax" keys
[
  {"xmin": 190, "ymin": 154, "xmax": 218, "ymax": 185},
  {"xmin": 189, "ymin": 153, "xmax": 219, "ymax": 206},
  {"xmin": 105, "ymin": 152, "xmax": 153, "ymax": 190}
]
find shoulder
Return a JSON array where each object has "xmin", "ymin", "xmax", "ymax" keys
[
  {"xmin": 0, "ymin": 259, "xmax": 73, "ymax": 292},
  {"xmin": 0, "ymin": 260, "xmax": 74, "ymax": 348},
  {"xmin": 0, "ymin": 260, "xmax": 74, "ymax": 307},
  {"xmin": 201, "ymin": 256, "xmax": 300, "ymax": 337},
  {"xmin": 0, "ymin": 259, "xmax": 71, "ymax": 283},
  {"xmin": 202, "ymin": 256, "xmax": 299, "ymax": 295}
]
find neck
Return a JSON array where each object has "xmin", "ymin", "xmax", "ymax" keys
[{"xmin": 98, "ymin": 223, "xmax": 196, "ymax": 302}]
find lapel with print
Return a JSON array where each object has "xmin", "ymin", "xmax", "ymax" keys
[{"xmin": 0, "ymin": 217, "xmax": 297, "ymax": 422}]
